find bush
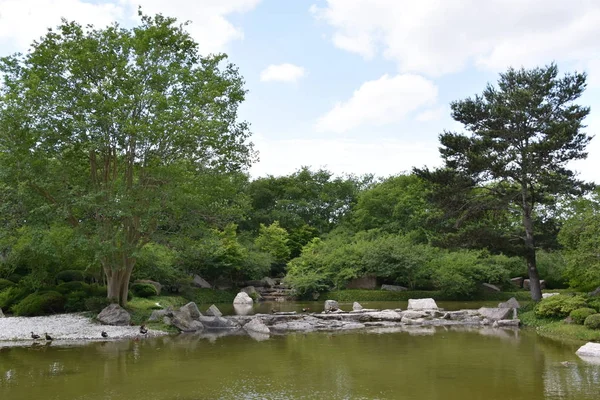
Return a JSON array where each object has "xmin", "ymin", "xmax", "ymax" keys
[
  {"xmin": 55, "ymin": 270, "xmax": 85, "ymax": 283},
  {"xmin": 12, "ymin": 291, "xmax": 66, "ymax": 316},
  {"xmin": 64, "ymin": 290, "xmax": 88, "ymax": 312},
  {"xmin": 584, "ymin": 314, "xmax": 600, "ymax": 330},
  {"xmin": 56, "ymin": 281, "xmax": 91, "ymax": 295},
  {"xmin": 131, "ymin": 283, "xmax": 158, "ymax": 298},
  {"xmin": 535, "ymin": 295, "xmax": 587, "ymax": 319},
  {"xmin": 0, "ymin": 286, "xmax": 29, "ymax": 310},
  {"xmin": 586, "ymin": 297, "xmax": 600, "ymax": 312},
  {"xmin": 570, "ymin": 308, "xmax": 598, "ymax": 325},
  {"xmin": 0, "ymin": 278, "xmax": 15, "ymax": 291},
  {"xmin": 84, "ymin": 296, "xmax": 110, "ymax": 313}
]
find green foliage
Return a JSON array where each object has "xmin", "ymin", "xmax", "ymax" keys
[
  {"xmin": 536, "ymin": 251, "xmax": 569, "ymax": 289},
  {"xmin": 586, "ymin": 297, "xmax": 600, "ymax": 312},
  {"xmin": 0, "ymin": 278, "xmax": 14, "ymax": 291},
  {"xmin": 55, "ymin": 270, "xmax": 85, "ymax": 283},
  {"xmin": 12, "ymin": 291, "xmax": 66, "ymax": 316},
  {"xmin": 324, "ymin": 290, "xmax": 442, "ymax": 302},
  {"xmin": 84, "ymin": 297, "xmax": 111, "ymax": 313},
  {"xmin": 132, "ymin": 243, "xmax": 181, "ymax": 288},
  {"xmin": 185, "ymin": 288, "xmax": 236, "ymax": 305},
  {"xmin": 569, "ymin": 308, "xmax": 598, "ymax": 325},
  {"xmin": 584, "ymin": 314, "xmax": 600, "ymax": 330},
  {"xmin": 255, "ymin": 221, "xmax": 291, "ymax": 272},
  {"xmin": 0, "ymin": 286, "xmax": 29, "ymax": 310},
  {"xmin": 55, "ymin": 281, "xmax": 90, "ymax": 295},
  {"xmin": 131, "ymin": 283, "xmax": 159, "ymax": 298},
  {"xmin": 535, "ymin": 295, "xmax": 588, "ymax": 319},
  {"xmin": 64, "ymin": 290, "xmax": 88, "ymax": 312}
]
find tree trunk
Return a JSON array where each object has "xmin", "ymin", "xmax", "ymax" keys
[
  {"xmin": 104, "ymin": 258, "xmax": 136, "ymax": 307},
  {"xmin": 522, "ymin": 208, "xmax": 542, "ymax": 301}
]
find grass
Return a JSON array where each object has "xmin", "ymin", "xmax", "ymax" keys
[{"xmin": 519, "ymin": 309, "xmax": 600, "ymax": 343}]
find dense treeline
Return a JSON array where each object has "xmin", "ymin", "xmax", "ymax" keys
[{"xmin": 0, "ymin": 14, "xmax": 598, "ymax": 316}]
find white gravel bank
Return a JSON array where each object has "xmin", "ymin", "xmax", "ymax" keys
[{"xmin": 0, "ymin": 313, "xmax": 166, "ymax": 344}]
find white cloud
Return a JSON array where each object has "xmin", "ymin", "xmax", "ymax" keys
[
  {"xmin": 250, "ymin": 134, "xmax": 442, "ymax": 178},
  {"xmin": 416, "ymin": 106, "xmax": 447, "ymax": 122},
  {"xmin": 0, "ymin": 0, "xmax": 261, "ymax": 54},
  {"xmin": 311, "ymin": 0, "xmax": 600, "ymax": 78},
  {"xmin": 315, "ymin": 74, "xmax": 438, "ymax": 133},
  {"xmin": 260, "ymin": 63, "xmax": 306, "ymax": 83}
]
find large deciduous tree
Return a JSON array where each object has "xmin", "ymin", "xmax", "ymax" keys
[
  {"xmin": 0, "ymin": 13, "xmax": 254, "ymax": 305},
  {"xmin": 415, "ymin": 64, "xmax": 593, "ymax": 301}
]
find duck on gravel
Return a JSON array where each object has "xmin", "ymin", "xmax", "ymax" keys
[
  {"xmin": 139, "ymin": 325, "xmax": 148, "ymax": 335},
  {"xmin": 44, "ymin": 333, "xmax": 53, "ymax": 341},
  {"xmin": 31, "ymin": 332, "xmax": 40, "ymax": 340},
  {"xmin": 101, "ymin": 331, "xmax": 108, "ymax": 338}
]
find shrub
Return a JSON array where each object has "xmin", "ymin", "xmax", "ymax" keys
[
  {"xmin": 0, "ymin": 278, "xmax": 15, "ymax": 291},
  {"xmin": 584, "ymin": 314, "xmax": 600, "ymax": 330},
  {"xmin": 64, "ymin": 290, "xmax": 88, "ymax": 312},
  {"xmin": 12, "ymin": 291, "xmax": 66, "ymax": 316},
  {"xmin": 569, "ymin": 308, "xmax": 598, "ymax": 325},
  {"xmin": 131, "ymin": 283, "xmax": 158, "ymax": 298},
  {"xmin": 56, "ymin": 281, "xmax": 90, "ymax": 295},
  {"xmin": 586, "ymin": 297, "xmax": 600, "ymax": 312},
  {"xmin": 535, "ymin": 295, "xmax": 588, "ymax": 319},
  {"xmin": 84, "ymin": 296, "xmax": 110, "ymax": 313},
  {"xmin": 0, "ymin": 286, "xmax": 29, "ymax": 310},
  {"xmin": 55, "ymin": 270, "xmax": 85, "ymax": 283}
]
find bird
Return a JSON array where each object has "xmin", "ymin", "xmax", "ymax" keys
[
  {"xmin": 44, "ymin": 333, "xmax": 53, "ymax": 341},
  {"xmin": 139, "ymin": 324, "xmax": 148, "ymax": 335},
  {"xmin": 302, "ymin": 308, "xmax": 310, "ymax": 312},
  {"xmin": 31, "ymin": 332, "xmax": 40, "ymax": 340},
  {"xmin": 101, "ymin": 331, "xmax": 108, "ymax": 338}
]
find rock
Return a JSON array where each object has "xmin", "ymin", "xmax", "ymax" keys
[
  {"xmin": 362, "ymin": 310, "xmax": 402, "ymax": 321},
  {"xmin": 542, "ymin": 292, "xmax": 560, "ymax": 298},
  {"xmin": 262, "ymin": 277, "xmax": 277, "ymax": 287},
  {"xmin": 498, "ymin": 297, "xmax": 521, "ymax": 309},
  {"xmin": 171, "ymin": 310, "xmax": 204, "ymax": 332},
  {"xmin": 180, "ymin": 302, "xmax": 202, "ymax": 320},
  {"xmin": 192, "ymin": 275, "xmax": 212, "ymax": 289},
  {"xmin": 407, "ymin": 298, "xmax": 438, "ymax": 310},
  {"xmin": 0, "ymin": 308, "xmax": 4, "ymax": 318},
  {"xmin": 442, "ymin": 311, "xmax": 468, "ymax": 320},
  {"xmin": 589, "ymin": 286, "xmax": 600, "ymax": 297},
  {"xmin": 481, "ymin": 283, "xmax": 501, "ymax": 292},
  {"xmin": 401, "ymin": 310, "xmax": 428, "ymax": 320},
  {"xmin": 198, "ymin": 316, "xmax": 240, "ymax": 330},
  {"xmin": 148, "ymin": 308, "xmax": 169, "ymax": 322},
  {"xmin": 477, "ymin": 307, "xmax": 513, "ymax": 321},
  {"xmin": 241, "ymin": 286, "xmax": 261, "ymax": 301},
  {"xmin": 97, "ymin": 304, "xmax": 131, "ymax": 326},
  {"xmin": 510, "ymin": 277, "xmax": 524, "ymax": 288},
  {"xmin": 233, "ymin": 304, "xmax": 253, "ymax": 315},
  {"xmin": 233, "ymin": 292, "xmax": 254, "ymax": 305},
  {"xmin": 496, "ymin": 319, "xmax": 520, "ymax": 327},
  {"xmin": 353, "ymin": 302, "xmax": 363, "ymax": 311},
  {"xmin": 206, "ymin": 304, "xmax": 223, "ymax": 317},
  {"xmin": 381, "ymin": 284, "xmax": 408, "ymax": 292},
  {"xmin": 563, "ymin": 316, "xmax": 574, "ymax": 324},
  {"xmin": 576, "ymin": 342, "xmax": 600, "ymax": 358},
  {"xmin": 134, "ymin": 279, "xmax": 162, "ymax": 295},
  {"xmin": 244, "ymin": 317, "xmax": 270, "ymax": 334},
  {"xmin": 324, "ymin": 300, "xmax": 339, "ymax": 312},
  {"xmin": 523, "ymin": 279, "xmax": 546, "ymax": 290}
]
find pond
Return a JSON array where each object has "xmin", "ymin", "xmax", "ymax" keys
[{"xmin": 1, "ymin": 326, "xmax": 598, "ymax": 400}]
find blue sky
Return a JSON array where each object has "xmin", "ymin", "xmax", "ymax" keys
[{"xmin": 1, "ymin": 0, "xmax": 599, "ymax": 182}]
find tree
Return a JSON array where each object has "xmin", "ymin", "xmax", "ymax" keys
[
  {"xmin": 0, "ymin": 13, "xmax": 254, "ymax": 305},
  {"xmin": 255, "ymin": 221, "xmax": 290, "ymax": 275},
  {"xmin": 415, "ymin": 64, "xmax": 593, "ymax": 300}
]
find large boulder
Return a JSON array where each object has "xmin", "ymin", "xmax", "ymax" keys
[
  {"xmin": 233, "ymin": 292, "xmax": 254, "ymax": 305},
  {"xmin": 324, "ymin": 300, "xmax": 339, "ymax": 312},
  {"xmin": 192, "ymin": 275, "xmax": 212, "ymax": 289},
  {"xmin": 97, "ymin": 304, "xmax": 131, "ymax": 326},
  {"xmin": 576, "ymin": 342, "xmax": 600, "ymax": 359},
  {"xmin": 233, "ymin": 304, "xmax": 253, "ymax": 315},
  {"xmin": 244, "ymin": 317, "xmax": 270, "ymax": 334},
  {"xmin": 198, "ymin": 316, "xmax": 240, "ymax": 330},
  {"xmin": 134, "ymin": 279, "xmax": 162, "ymax": 295},
  {"xmin": 498, "ymin": 297, "xmax": 520, "ymax": 309},
  {"xmin": 206, "ymin": 304, "xmax": 223, "ymax": 317},
  {"xmin": 180, "ymin": 302, "xmax": 202, "ymax": 319},
  {"xmin": 478, "ymin": 307, "xmax": 513, "ymax": 321},
  {"xmin": 481, "ymin": 283, "xmax": 501, "ymax": 292},
  {"xmin": 381, "ymin": 284, "xmax": 408, "ymax": 292},
  {"xmin": 241, "ymin": 286, "xmax": 261, "ymax": 301},
  {"xmin": 407, "ymin": 298, "xmax": 438, "ymax": 310},
  {"xmin": 171, "ymin": 310, "xmax": 204, "ymax": 332},
  {"xmin": 148, "ymin": 307, "xmax": 173, "ymax": 322}
]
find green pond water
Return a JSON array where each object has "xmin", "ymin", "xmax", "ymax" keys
[{"xmin": 1, "ymin": 325, "xmax": 599, "ymax": 400}]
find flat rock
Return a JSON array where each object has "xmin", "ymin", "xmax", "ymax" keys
[
  {"xmin": 477, "ymin": 307, "xmax": 513, "ymax": 321},
  {"xmin": 542, "ymin": 293, "xmax": 560, "ymax": 298},
  {"xmin": 576, "ymin": 342, "xmax": 600, "ymax": 359},
  {"xmin": 324, "ymin": 300, "xmax": 339, "ymax": 312},
  {"xmin": 206, "ymin": 304, "xmax": 223, "ymax": 317},
  {"xmin": 381, "ymin": 284, "xmax": 408, "ymax": 292},
  {"xmin": 180, "ymin": 302, "xmax": 202, "ymax": 319},
  {"xmin": 363, "ymin": 310, "xmax": 402, "ymax": 321},
  {"xmin": 198, "ymin": 316, "xmax": 240, "ymax": 330},
  {"xmin": 401, "ymin": 310, "xmax": 428, "ymax": 320},
  {"xmin": 97, "ymin": 304, "xmax": 131, "ymax": 326},
  {"xmin": 244, "ymin": 317, "xmax": 270, "ymax": 334},
  {"xmin": 233, "ymin": 292, "xmax": 254, "ymax": 305},
  {"xmin": 353, "ymin": 302, "xmax": 363, "ymax": 311},
  {"xmin": 496, "ymin": 319, "xmax": 520, "ymax": 327},
  {"xmin": 498, "ymin": 297, "xmax": 521, "ymax": 309},
  {"xmin": 192, "ymin": 275, "xmax": 212, "ymax": 289},
  {"xmin": 407, "ymin": 298, "xmax": 438, "ymax": 310}
]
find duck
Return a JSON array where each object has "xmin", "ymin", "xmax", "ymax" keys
[
  {"xmin": 101, "ymin": 331, "xmax": 108, "ymax": 338},
  {"xmin": 302, "ymin": 308, "xmax": 310, "ymax": 312},
  {"xmin": 139, "ymin": 324, "xmax": 148, "ymax": 335},
  {"xmin": 31, "ymin": 332, "xmax": 40, "ymax": 340},
  {"xmin": 44, "ymin": 333, "xmax": 53, "ymax": 341}
]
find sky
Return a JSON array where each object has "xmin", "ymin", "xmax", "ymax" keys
[{"xmin": 1, "ymin": 0, "xmax": 599, "ymax": 182}]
